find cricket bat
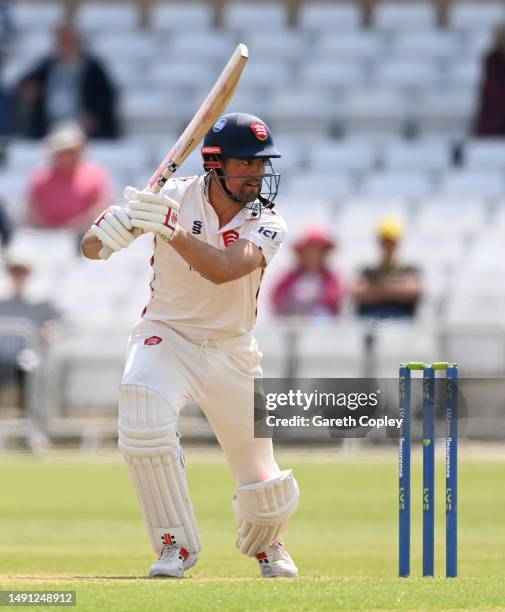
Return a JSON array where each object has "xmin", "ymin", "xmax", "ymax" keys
[
  {"xmin": 100, "ymin": 43, "xmax": 248, "ymax": 258},
  {"xmin": 147, "ymin": 43, "xmax": 248, "ymax": 192}
]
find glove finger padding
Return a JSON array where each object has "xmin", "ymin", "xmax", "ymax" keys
[
  {"xmin": 128, "ymin": 201, "xmax": 171, "ymax": 216},
  {"xmin": 105, "ymin": 214, "xmax": 136, "ymax": 246},
  {"xmin": 113, "ymin": 207, "xmax": 134, "ymax": 231},
  {"xmin": 124, "ymin": 186, "xmax": 180, "ymax": 243},
  {"xmin": 91, "ymin": 205, "xmax": 137, "ymax": 253},
  {"xmin": 123, "ymin": 186, "xmax": 180, "ymax": 210},
  {"xmin": 90, "ymin": 223, "xmax": 123, "ymax": 252},
  {"xmin": 130, "ymin": 219, "xmax": 167, "ymax": 235}
]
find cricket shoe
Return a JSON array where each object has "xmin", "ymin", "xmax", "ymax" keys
[
  {"xmin": 256, "ymin": 541, "xmax": 298, "ymax": 578},
  {"xmin": 149, "ymin": 544, "xmax": 198, "ymax": 578}
]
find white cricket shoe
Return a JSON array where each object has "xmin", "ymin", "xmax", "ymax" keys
[
  {"xmin": 256, "ymin": 541, "xmax": 298, "ymax": 578},
  {"xmin": 149, "ymin": 544, "xmax": 198, "ymax": 578}
]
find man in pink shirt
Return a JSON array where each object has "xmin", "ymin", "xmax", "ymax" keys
[
  {"xmin": 27, "ymin": 122, "xmax": 112, "ymax": 233},
  {"xmin": 272, "ymin": 225, "xmax": 344, "ymax": 317}
]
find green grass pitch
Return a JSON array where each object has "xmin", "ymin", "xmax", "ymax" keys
[{"xmin": 0, "ymin": 447, "xmax": 504, "ymax": 610}]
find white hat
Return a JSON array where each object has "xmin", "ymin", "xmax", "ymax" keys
[{"xmin": 44, "ymin": 121, "xmax": 86, "ymax": 154}]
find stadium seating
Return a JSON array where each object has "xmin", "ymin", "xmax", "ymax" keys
[
  {"xmin": 342, "ymin": 88, "xmax": 410, "ymax": 138},
  {"xmin": 86, "ymin": 140, "xmax": 152, "ymax": 185},
  {"xmin": 269, "ymin": 90, "xmax": 335, "ymax": 137},
  {"xmin": 149, "ymin": 60, "xmax": 217, "ymax": 97},
  {"xmin": 390, "ymin": 31, "xmax": 458, "ymax": 63},
  {"xmin": 299, "ymin": 2, "xmax": 362, "ymax": 33},
  {"xmin": 309, "ymin": 140, "xmax": 378, "ymax": 174},
  {"xmin": 360, "ymin": 170, "xmax": 434, "ymax": 198},
  {"xmin": 76, "ymin": 2, "xmax": 140, "ymax": 34},
  {"xmin": 10, "ymin": 1, "xmax": 64, "ymax": 32},
  {"xmin": 222, "ymin": 2, "xmax": 288, "ymax": 32},
  {"xmin": 380, "ymin": 139, "xmax": 451, "ymax": 173},
  {"xmin": 298, "ymin": 58, "xmax": 368, "ymax": 96},
  {"xmin": 5, "ymin": 0, "xmax": 505, "ymax": 431},
  {"xmin": 464, "ymin": 139, "xmax": 505, "ymax": 170},
  {"xmin": 438, "ymin": 169, "xmax": 504, "ymax": 198},
  {"xmin": 226, "ymin": 86, "xmax": 273, "ymax": 126},
  {"xmin": 283, "ymin": 172, "xmax": 357, "ymax": 201},
  {"xmin": 372, "ymin": 59, "xmax": 443, "ymax": 96},
  {"xmin": 314, "ymin": 31, "xmax": 384, "ymax": 62},
  {"xmin": 90, "ymin": 32, "xmax": 157, "ymax": 64},
  {"xmin": 415, "ymin": 196, "xmax": 489, "ymax": 240},
  {"xmin": 167, "ymin": 31, "xmax": 238, "ymax": 64},
  {"xmin": 246, "ymin": 31, "xmax": 307, "ymax": 61},
  {"xmin": 150, "ymin": 2, "xmax": 214, "ymax": 32},
  {"xmin": 415, "ymin": 89, "xmax": 478, "ymax": 137},
  {"xmin": 448, "ymin": 1, "xmax": 505, "ymax": 33},
  {"xmin": 7, "ymin": 142, "xmax": 44, "ymax": 171},
  {"xmin": 370, "ymin": 320, "xmax": 439, "ymax": 377},
  {"xmin": 463, "ymin": 29, "xmax": 494, "ymax": 58},
  {"xmin": 237, "ymin": 58, "xmax": 294, "ymax": 93},
  {"xmin": 373, "ymin": 1, "xmax": 438, "ymax": 31},
  {"xmin": 295, "ymin": 319, "xmax": 365, "ymax": 378}
]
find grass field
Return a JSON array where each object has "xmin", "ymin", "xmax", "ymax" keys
[{"xmin": 0, "ymin": 446, "xmax": 504, "ymax": 611}]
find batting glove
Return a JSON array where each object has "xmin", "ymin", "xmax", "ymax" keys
[
  {"xmin": 90, "ymin": 205, "xmax": 139, "ymax": 259},
  {"xmin": 125, "ymin": 186, "xmax": 180, "ymax": 243}
]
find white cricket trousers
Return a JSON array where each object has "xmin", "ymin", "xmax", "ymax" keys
[{"xmin": 121, "ymin": 319, "xmax": 280, "ymax": 485}]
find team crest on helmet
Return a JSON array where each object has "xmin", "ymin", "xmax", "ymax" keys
[
  {"xmin": 251, "ymin": 121, "xmax": 269, "ymax": 141},
  {"xmin": 213, "ymin": 118, "xmax": 227, "ymax": 133}
]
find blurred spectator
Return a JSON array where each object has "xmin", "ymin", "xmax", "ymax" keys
[
  {"xmin": 272, "ymin": 225, "xmax": 344, "ymax": 317},
  {"xmin": 475, "ymin": 22, "xmax": 505, "ymax": 136},
  {"xmin": 0, "ymin": 252, "xmax": 60, "ymax": 424},
  {"xmin": 0, "ymin": 1, "xmax": 14, "ymax": 55},
  {"xmin": 26, "ymin": 122, "xmax": 113, "ymax": 240},
  {"xmin": 16, "ymin": 21, "xmax": 120, "ymax": 139},
  {"xmin": 351, "ymin": 217, "xmax": 422, "ymax": 320},
  {"xmin": 0, "ymin": 50, "xmax": 14, "ymax": 139},
  {"xmin": 0, "ymin": 196, "xmax": 12, "ymax": 247}
]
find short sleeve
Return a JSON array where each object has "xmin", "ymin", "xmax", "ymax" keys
[{"xmin": 242, "ymin": 211, "xmax": 287, "ymax": 266}]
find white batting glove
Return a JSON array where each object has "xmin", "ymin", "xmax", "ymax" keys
[
  {"xmin": 125, "ymin": 186, "xmax": 180, "ymax": 244},
  {"xmin": 90, "ymin": 205, "xmax": 139, "ymax": 259}
]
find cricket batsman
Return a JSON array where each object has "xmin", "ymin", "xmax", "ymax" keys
[{"xmin": 81, "ymin": 113, "xmax": 299, "ymax": 578}]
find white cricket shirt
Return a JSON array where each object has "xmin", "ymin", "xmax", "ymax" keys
[{"xmin": 142, "ymin": 175, "xmax": 287, "ymax": 340}]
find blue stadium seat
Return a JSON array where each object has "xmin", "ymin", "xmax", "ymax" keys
[
  {"xmin": 449, "ymin": 1, "xmax": 505, "ymax": 33},
  {"xmin": 76, "ymin": 2, "xmax": 140, "ymax": 34},
  {"xmin": 11, "ymin": 1, "xmax": 64, "ymax": 32},
  {"xmin": 381, "ymin": 140, "xmax": 452, "ymax": 173},
  {"xmin": 151, "ymin": 2, "xmax": 214, "ymax": 32},
  {"xmin": 373, "ymin": 1, "xmax": 437, "ymax": 32},
  {"xmin": 223, "ymin": 2, "xmax": 288, "ymax": 33},
  {"xmin": 299, "ymin": 2, "xmax": 362, "ymax": 32}
]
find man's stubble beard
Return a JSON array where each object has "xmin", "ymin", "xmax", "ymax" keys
[{"xmin": 237, "ymin": 185, "xmax": 260, "ymax": 204}]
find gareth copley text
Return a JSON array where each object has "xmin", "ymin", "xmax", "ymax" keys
[{"xmin": 265, "ymin": 414, "xmax": 403, "ymax": 428}]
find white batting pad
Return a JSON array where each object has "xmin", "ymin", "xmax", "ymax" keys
[
  {"xmin": 118, "ymin": 385, "xmax": 202, "ymax": 555},
  {"xmin": 232, "ymin": 469, "xmax": 299, "ymax": 556}
]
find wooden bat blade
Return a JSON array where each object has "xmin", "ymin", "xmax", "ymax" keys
[
  {"xmin": 98, "ymin": 44, "xmax": 248, "ymax": 260},
  {"xmin": 147, "ymin": 43, "xmax": 248, "ymax": 192}
]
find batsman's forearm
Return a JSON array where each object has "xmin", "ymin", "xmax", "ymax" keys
[{"xmin": 170, "ymin": 227, "xmax": 232, "ymax": 284}]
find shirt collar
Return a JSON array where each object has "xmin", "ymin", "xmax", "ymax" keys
[{"xmin": 200, "ymin": 175, "xmax": 261, "ymax": 234}]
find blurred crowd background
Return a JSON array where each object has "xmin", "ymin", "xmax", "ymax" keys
[{"xmin": 1, "ymin": 0, "xmax": 505, "ymax": 450}]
